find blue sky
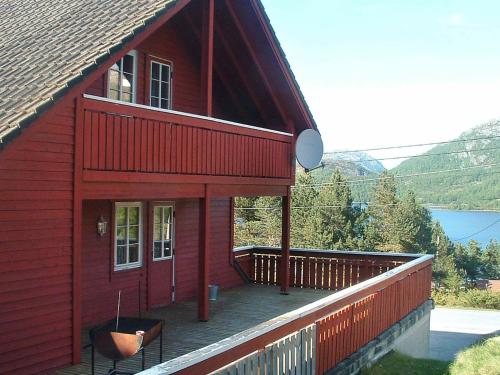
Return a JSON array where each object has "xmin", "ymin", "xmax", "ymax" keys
[{"xmin": 261, "ymin": 0, "xmax": 500, "ymax": 167}]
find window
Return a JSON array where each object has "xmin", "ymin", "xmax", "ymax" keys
[
  {"xmin": 153, "ymin": 205, "xmax": 174, "ymax": 260},
  {"xmin": 150, "ymin": 61, "xmax": 172, "ymax": 109},
  {"xmin": 115, "ymin": 202, "xmax": 142, "ymax": 270},
  {"xmin": 108, "ymin": 51, "xmax": 137, "ymax": 103}
]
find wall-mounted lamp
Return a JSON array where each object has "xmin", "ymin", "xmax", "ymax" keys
[{"xmin": 97, "ymin": 215, "xmax": 108, "ymax": 236}]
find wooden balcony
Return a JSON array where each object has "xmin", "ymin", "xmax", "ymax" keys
[
  {"xmin": 80, "ymin": 95, "xmax": 294, "ymax": 186},
  {"xmin": 57, "ymin": 248, "xmax": 432, "ymax": 375}
]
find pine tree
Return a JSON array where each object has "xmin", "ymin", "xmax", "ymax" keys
[
  {"xmin": 291, "ymin": 172, "xmax": 318, "ymax": 248},
  {"xmin": 235, "ymin": 197, "xmax": 259, "ymax": 222},
  {"xmin": 454, "ymin": 241, "xmax": 482, "ymax": 283},
  {"xmin": 254, "ymin": 196, "xmax": 281, "ymax": 247},
  {"xmin": 431, "ymin": 221, "xmax": 464, "ymax": 291},
  {"xmin": 306, "ymin": 170, "xmax": 356, "ymax": 249},
  {"xmin": 480, "ymin": 240, "xmax": 500, "ymax": 279},
  {"xmin": 366, "ymin": 171, "xmax": 399, "ymax": 250},
  {"xmin": 393, "ymin": 191, "xmax": 433, "ymax": 253}
]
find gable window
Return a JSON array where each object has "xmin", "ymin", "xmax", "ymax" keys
[
  {"xmin": 115, "ymin": 202, "xmax": 142, "ymax": 270},
  {"xmin": 150, "ymin": 60, "xmax": 172, "ymax": 109},
  {"xmin": 153, "ymin": 205, "xmax": 174, "ymax": 260},
  {"xmin": 108, "ymin": 50, "xmax": 137, "ymax": 103}
]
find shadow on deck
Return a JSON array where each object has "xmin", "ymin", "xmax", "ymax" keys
[{"xmin": 55, "ymin": 284, "xmax": 334, "ymax": 375}]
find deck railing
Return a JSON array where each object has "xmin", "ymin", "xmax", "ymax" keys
[
  {"xmin": 139, "ymin": 249, "xmax": 432, "ymax": 375},
  {"xmin": 81, "ymin": 95, "xmax": 293, "ymax": 180},
  {"xmin": 234, "ymin": 247, "xmax": 414, "ymax": 290}
]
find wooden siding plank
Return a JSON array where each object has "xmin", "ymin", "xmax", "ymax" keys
[
  {"xmin": 79, "ymin": 100, "xmax": 295, "ymax": 182},
  {"xmin": 119, "ymin": 115, "xmax": 128, "ymax": 171}
]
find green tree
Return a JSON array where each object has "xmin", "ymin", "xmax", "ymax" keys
[
  {"xmin": 235, "ymin": 197, "xmax": 259, "ymax": 222},
  {"xmin": 349, "ymin": 204, "xmax": 370, "ymax": 249},
  {"xmin": 392, "ymin": 191, "xmax": 433, "ymax": 253},
  {"xmin": 235, "ymin": 219, "xmax": 265, "ymax": 247},
  {"xmin": 480, "ymin": 239, "xmax": 500, "ymax": 279},
  {"xmin": 431, "ymin": 222, "xmax": 464, "ymax": 291},
  {"xmin": 253, "ymin": 196, "xmax": 281, "ymax": 247},
  {"xmin": 291, "ymin": 172, "xmax": 318, "ymax": 248},
  {"xmin": 306, "ymin": 170, "xmax": 356, "ymax": 249},
  {"xmin": 455, "ymin": 241, "xmax": 482, "ymax": 283},
  {"xmin": 366, "ymin": 171, "xmax": 399, "ymax": 250}
]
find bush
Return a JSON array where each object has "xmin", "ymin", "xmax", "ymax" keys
[
  {"xmin": 432, "ymin": 289, "xmax": 500, "ymax": 310},
  {"xmin": 450, "ymin": 336, "xmax": 500, "ymax": 375}
]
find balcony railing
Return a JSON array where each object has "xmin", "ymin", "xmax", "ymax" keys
[
  {"xmin": 81, "ymin": 95, "xmax": 293, "ymax": 181},
  {"xmin": 140, "ymin": 248, "xmax": 432, "ymax": 375}
]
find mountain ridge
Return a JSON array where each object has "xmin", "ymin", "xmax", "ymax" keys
[
  {"xmin": 392, "ymin": 119, "xmax": 500, "ymax": 210},
  {"xmin": 310, "ymin": 150, "xmax": 385, "ymax": 183}
]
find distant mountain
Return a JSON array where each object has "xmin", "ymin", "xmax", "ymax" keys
[
  {"xmin": 310, "ymin": 151, "xmax": 385, "ymax": 182},
  {"xmin": 393, "ymin": 119, "xmax": 500, "ymax": 210},
  {"xmin": 303, "ymin": 151, "xmax": 385, "ymax": 202}
]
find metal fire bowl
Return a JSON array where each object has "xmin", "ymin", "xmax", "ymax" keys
[{"xmin": 90, "ymin": 317, "xmax": 163, "ymax": 361}]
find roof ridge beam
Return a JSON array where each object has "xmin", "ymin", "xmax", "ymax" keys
[{"xmin": 225, "ymin": 0, "xmax": 290, "ymax": 127}]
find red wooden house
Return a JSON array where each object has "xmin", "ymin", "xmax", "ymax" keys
[
  {"xmin": 0, "ymin": 1, "xmax": 433, "ymax": 374},
  {"xmin": 0, "ymin": 0, "xmax": 315, "ymax": 373}
]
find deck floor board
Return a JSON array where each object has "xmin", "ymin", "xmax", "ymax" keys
[{"xmin": 55, "ymin": 284, "xmax": 333, "ymax": 375}]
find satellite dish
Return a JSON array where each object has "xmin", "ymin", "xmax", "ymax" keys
[{"xmin": 295, "ymin": 129, "xmax": 323, "ymax": 170}]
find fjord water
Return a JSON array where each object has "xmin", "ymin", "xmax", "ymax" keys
[{"xmin": 430, "ymin": 209, "xmax": 500, "ymax": 247}]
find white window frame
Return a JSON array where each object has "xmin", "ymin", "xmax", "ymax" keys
[
  {"xmin": 114, "ymin": 202, "xmax": 143, "ymax": 271},
  {"xmin": 149, "ymin": 59, "xmax": 173, "ymax": 110},
  {"xmin": 108, "ymin": 50, "xmax": 138, "ymax": 103},
  {"xmin": 152, "ymin": 204, "xmax": 175, "ymax": 261}
]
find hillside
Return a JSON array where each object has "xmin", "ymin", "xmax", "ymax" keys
[{"xmin": 392, "ymin": 119, "xmax": 500, "ymax": 210}]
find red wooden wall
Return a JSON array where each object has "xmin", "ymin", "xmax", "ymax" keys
[
  {"xmin": 0, "ymin": 102, "xmax": 75, "ymax": 374},
  {"xmin": 81, "ymin": 198, "xmax": 243, "ymax": 328},
  {"xmin": 86, "ymin": 19, "xmax": 216, "ymax": 116},
  {"xmin": 81, "ymin": 200, "xmax": 146, "ymax": 327}
]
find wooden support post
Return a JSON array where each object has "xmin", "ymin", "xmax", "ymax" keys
[
  {"xmin": 72, "ymin": 96, "xmax": 83, "ymax": 364},
  {"xmin": 280, "ymin": 187, "xmax": 291, "ymax": 294},
  {"xmin": 229, "ymin": 197, "xmax": 235, "ymax": 265},
  {"xmin": 199, "ymin": 185, "xmax": 211, "ymax": 321},
  {"xmin": 200, "ymin": 0, "xmax": 214, "ymax": 116}
]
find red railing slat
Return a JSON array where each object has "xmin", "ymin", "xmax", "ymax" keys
[{"xmin": 81, "ymin": 98, "xmax": 292, "ymax": 179}]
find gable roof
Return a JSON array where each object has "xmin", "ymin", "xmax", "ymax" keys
[
  {"xmin": 0, "ymin": 0, "xmax": 181, "ymax": 144},
  {"xmin": 0, "ymin": 0, "xmax": 316, "ymax": 147}
]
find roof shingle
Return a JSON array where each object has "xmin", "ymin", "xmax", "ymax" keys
[{"xmin": 0, "ymin": 0, "xmax": 178, "ymax": 143}]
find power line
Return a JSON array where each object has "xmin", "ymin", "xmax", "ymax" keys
[
  {"xmin": 398, "ymin": 170, "xmax": 500, "ymax": 188},
  {"xmin": 236, "ymin": 202, "xmax": 398, "ymax": 210},
  {"xmin": 327, "ymin": 134, "xmax": 500, "ymax": 154},
  {"xmin": 309, "ymin": 169, "xmax": 500, "ymax": 190},
  {"xmin": 328, "ymin": 146, "xmax": 500, "ymax": 164},
  {"xmin": 236, "ymin": 198, "xmax": 500, "ymax": 211},
  {"xmin": 292, "ymin": 163, "xmax": 500, "ymax": 189},
  {"xmin": 450, "ymin": 218, "xmax": 500, "ymax": 242}
]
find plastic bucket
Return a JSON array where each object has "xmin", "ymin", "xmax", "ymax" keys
[{"xmin": 208, "ymin": 284, "xmax": 219, "ymax": 301}]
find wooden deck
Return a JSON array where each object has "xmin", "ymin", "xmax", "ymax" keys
[{"xmin": 55, "ymin": 284, "xmax": 334, "ymax": 375}]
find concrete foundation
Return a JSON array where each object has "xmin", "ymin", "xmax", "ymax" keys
[
  {"xmin": 394, "ymin": 305, "xmax": 431, "ymax": 358},
  {"xmin": 327, "ymin": 299, "xmax": 434, "ymax": 375}
]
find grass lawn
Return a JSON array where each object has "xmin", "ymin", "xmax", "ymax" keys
[
  {"xmin": 362, "ymin": 336, "xmax": 500, "ymax": 375},
  {"xmin": 449, "ymin": 336, "xmax": 500, "ymax": 375},
  {"xmin": 361, "ymin": 352, "xmax": 451, "ymax": 375}
]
